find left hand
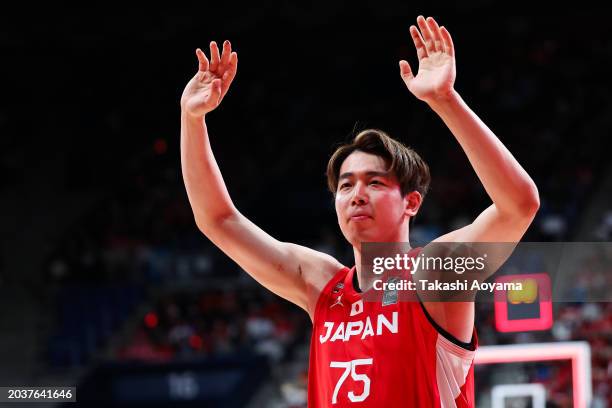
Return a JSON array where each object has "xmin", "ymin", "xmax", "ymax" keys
[{"xmin": 400, "ymin": 16, "xmax": 456, "ymax": 103}]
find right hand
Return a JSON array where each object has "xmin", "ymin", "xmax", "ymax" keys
[{"xmin": 180, "ymin": 40, "xmax": 238, "ymax": 117}]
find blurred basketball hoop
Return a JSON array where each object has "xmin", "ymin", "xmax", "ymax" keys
[{"xmin": 475, "ymin": 342, "xmax": 592, "ymax": 408}]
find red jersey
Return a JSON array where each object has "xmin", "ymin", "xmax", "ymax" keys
[{"xmin": 308, "ymin": 251, "xmax": 478, "ymax": 407}]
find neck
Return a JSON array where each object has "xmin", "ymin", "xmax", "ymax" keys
[{"xmin": 353, "ymin": 238, "xmax": 412, "ymax": 291}]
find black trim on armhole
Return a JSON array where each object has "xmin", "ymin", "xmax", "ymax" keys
[
  {"xmin": 418, "ymin": 301, "xmax": 476, "ymax": 351},
  {"xmin": 352, "ymin": 268, "xmax": 362, "ymax": 293}
]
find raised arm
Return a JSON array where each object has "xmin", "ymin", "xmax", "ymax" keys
[
  {"xmin": 400, "ymin": 16, "xmax": 540, "ymax": 245},
  {"xmin": 180, "ymin": 42, "xmax": 238, "ymax": 225},
  {"xmin": 399, "ymin": 16, "xmax": 540, "ymax": 344},
  {"xmin": 180, "ymin": 41, "xmax": 341, "ymax": 317}
]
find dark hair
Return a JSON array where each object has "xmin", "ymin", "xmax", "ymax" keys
[{"xmin": 326, "ymin": 129, "xmax": 431, "ymax": 199}]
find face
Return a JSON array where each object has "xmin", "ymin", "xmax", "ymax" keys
[{"xmin": 334, "ymin": 151, "xmax": 421, "ymax": 248}]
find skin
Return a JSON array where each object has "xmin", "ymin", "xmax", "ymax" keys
[{"xmin": 180, "ymin": 15, "xmax": 540, "ymax": 342}]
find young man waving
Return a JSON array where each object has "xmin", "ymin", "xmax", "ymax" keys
[{"xmin": 180, "ymin": 15, "xmax": 539, "ymax": 407}]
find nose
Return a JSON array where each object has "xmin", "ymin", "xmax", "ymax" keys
[{"xmin": 351, "ymin": 182, "xmax": 368, "ymax": 206}]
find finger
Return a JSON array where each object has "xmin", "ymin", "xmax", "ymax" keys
[
  {"xmin": 426, "ymin": 17, "xmax": 444, "ymax": 53},
  {"xmin": 416, "ymin": 15, "xmax": 436, "ymax": 54},
  {"xmin": 410, "ymin": 25, "xmax": 428, "ymax": 60},
  {"xmin": 209, "ymin": 78, "xmax": 222, "ymax": 105},
  {"xmin": 196, "ymin": 48, "xmax": 209, "ymax": 72},
  {"xmin": 220, "ymin": 52, "xmax": 238, "ymax": 97},
  {"xmin": 440, "ymin": 26, "xmax": 455, "ymax": 58},
  {"xmin": 210, "ymin": 41, "xmax": 221, "ymax": 72},
  {"xmin": 220, "ymin": 40, "xmax": 231, "ymax": 67},
  {"xmin": 399, "ymin": 60, "xmax": 414, "ymax": 84}
]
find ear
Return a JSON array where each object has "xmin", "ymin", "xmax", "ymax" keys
[{"xmin": 404, "ymin": 191, "xmax": 422, "ymax": 217}]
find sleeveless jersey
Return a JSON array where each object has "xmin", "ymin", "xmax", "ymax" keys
[{"xmin": 307, "ymin": 248, "xmax": 478, "ymax": 407}]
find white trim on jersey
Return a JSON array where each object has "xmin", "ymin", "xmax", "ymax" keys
[{"xmin": 436, "ymin": 333, "xmax": 476, "ymax": 408}]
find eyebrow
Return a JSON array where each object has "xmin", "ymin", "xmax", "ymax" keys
[{"xmin": 338, "ymin": 171, "xmax": 390, "ymax": 181}]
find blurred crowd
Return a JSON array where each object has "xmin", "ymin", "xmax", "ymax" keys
[{"xmin": 116, "ymin": 287, "xmax": 308, "ymax": 364}]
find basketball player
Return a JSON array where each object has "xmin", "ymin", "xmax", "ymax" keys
[{"xmin": 180, "ymin": 15, "xmax": 539, "ymax": 407}]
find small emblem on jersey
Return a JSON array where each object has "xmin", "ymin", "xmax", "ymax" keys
[
  {"xmin": 332, "ymin": 282, "xmax": 344, "ymax": 294},
  {"xmin": 350, "ymin": 299, "xmax": 364, "ymax": 316},
  {"xmin": 383, "ymin": 277, "xmax": 399, "ymax": 306},
  {"xmin": 330, "ymin": 293, "xmax": 344, "ymax": 308}
]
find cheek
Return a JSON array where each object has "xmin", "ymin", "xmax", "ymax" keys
[
  {"xmin": 374, "ymin": 195, "xmax": 405, "ymax": 218},
  {"xmin": 335, "ymin": 197, "xmax": 352, "ymax": 229},
  {"xmin": 334, "ymin": 197, "xmax": 343, "ymax": 219}
]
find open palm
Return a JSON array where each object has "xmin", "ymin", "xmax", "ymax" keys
[
  {"xmin": 181, "ymin": 40, "xmax": 238, "ymax": 117},
  {"xmin": 400, "ymin": 16, "xmax": 456, "ymax": 103}
]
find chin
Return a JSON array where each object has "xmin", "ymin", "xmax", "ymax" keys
[
  {"xmin": 342, "ymin": 226, "xmax": 377, "ymax": 246},
  {"xmin": 351, "ymin": 231, "xmax": 377, "ymax": 245}
]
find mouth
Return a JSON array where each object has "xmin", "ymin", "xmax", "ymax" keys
[{"xmin": 350, "ymin": 215, "xmax": 371, "ymax": 222}]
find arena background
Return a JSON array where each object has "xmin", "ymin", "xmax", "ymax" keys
[{"xmin": 0, "ymin": 7, "xmax": 610, "ymax": 408}]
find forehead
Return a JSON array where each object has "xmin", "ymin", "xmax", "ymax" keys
[{"xmin": 339, "ymin": 151, "xmax": 389, "ymax": 174}]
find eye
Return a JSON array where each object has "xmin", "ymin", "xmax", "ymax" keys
[
  {"xmin": 369, "ymin": 180, "xmax": 384, "ymax": 185},
  {"xmin": 339, "ymin": 183, "xmax": 351, "ymax": 189}
]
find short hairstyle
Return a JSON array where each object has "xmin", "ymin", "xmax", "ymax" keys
[{"xmin": 326, "ymin": 129, "xmax": 431, "ymax": 199}]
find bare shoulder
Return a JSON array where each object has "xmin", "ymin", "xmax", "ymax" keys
[{"xmin": 285, "ymin": 243, "xmax": 346, "ymax": 319}]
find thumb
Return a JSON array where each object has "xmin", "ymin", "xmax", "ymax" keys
[
  {"xmin": 210, "ymin": 79, "xmax": 223, "ymax": 104},
  {"xmin": 399, "ymin": 60, "xmax": 414, "ymax": 83}
]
